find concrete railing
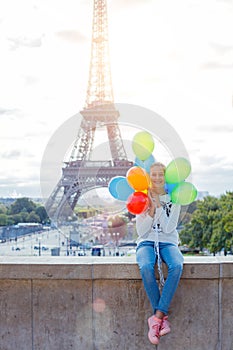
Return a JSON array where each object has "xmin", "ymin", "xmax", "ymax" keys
[{"xmin": 0, "ymin": 256, "xmax": 233, "ymax": 350}]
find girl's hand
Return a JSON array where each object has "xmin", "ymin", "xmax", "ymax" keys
[
  {"xmin": 148, "ymin": 190, "xmax": 161, "ymax": 208},
  {"xmin": 147, "ymin": 190, "xmax": 156, "ymax": 217}
]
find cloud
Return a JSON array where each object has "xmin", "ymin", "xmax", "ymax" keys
[
  {"xmin": 210, "ymin": 42, "xmax": 233, "ymax": 55},
  {"xmin": 23, "ymin": 76, "xmax": 38, "ymax": 86},
  {"xmin": 0, "ymin": 107, "xmax": 20, "ymax": 116},
  {"xmin": 0, "ymin": 171, "xmax": 39, "ymax": 187},
  {"xmin": 200, "ymin": 43, "xmax": 233, "ymax": 70},
  {"xmin": 56, "ymin": 30, "xmax": 87, "ymax": 44},
  {"xmin": 112, "ymin": 0, "xmax": 150, "ymax": 6},
  {"xmin": 196, "ymin": 124, "xmax": 233, "ymax": 133},
  {"xmin": 198, "ymin": 154, "xmax": 227, "ymax": 167},
  {"xmin": 0, "ymin": 150, "xmax": 21, "ymax": 160},
  {"xmin": 0, "ymin": 177, "xmax": 22, "ymax": 187},
  {"xmin": 0, "ymin": 152, "xmax": 41, "ymax": 193},
  {"xmin": 193, "ymin": 156, "xmax": 233, "ymax": 195},
  {"xmin": 200, "ymin": 61, "xmax": 233, "ymax": 70},
  {"xmin": 110, "ymin": 0, "xmax": 151, "ymax": 13},
  {"xmin": 0, "ymin": 182, "xmax": 41, "ymax": 198},
  {"xmin": 8, "ymin": 35, "xmax": 43, "ymax": 50},
  {"xmin": 195, "ymin": 167, "xmax": 233, "ymax": 195},
  {"xmin": 216, "ymin": 0, "xmax": 233, "ymax": 4}
]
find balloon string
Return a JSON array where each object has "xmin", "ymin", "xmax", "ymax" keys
[
  {"xmin": 155, "ymin": 241, "xmax": 165, "ymax": 289},
  {"xmin": 153, "ymin": 224, "xmax": 165, "ymax": 289}
]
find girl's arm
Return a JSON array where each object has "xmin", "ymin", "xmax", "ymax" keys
[
  {"xmin": 156, "ymin": 201, "xmax": 181, "ymax": 233},
  {"xmin": 136, "ymin": 212, "xmax": 154, "ymax": 238}
]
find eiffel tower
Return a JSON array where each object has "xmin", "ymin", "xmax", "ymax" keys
[{"xmin": 45, "ymin": 0, "xmax": 132, "ymax": 224}]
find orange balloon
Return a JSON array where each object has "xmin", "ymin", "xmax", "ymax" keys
[
  {"xmin": 126, "ymin": 166, "xmax": 150, "ymax": 191},
  {"xmin": 146, "ymin": 173, "xmax": 151, "ymax": 187}
]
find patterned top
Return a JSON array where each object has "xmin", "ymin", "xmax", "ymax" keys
[{"xmin": 136, "ymin": 194, "xmax": 181, "ymax": 246}]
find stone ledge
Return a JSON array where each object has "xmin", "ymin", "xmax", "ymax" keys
[
  {"xmin": 0, "ymin": 256, "xmax": 233, "ymax": 350},
  {"xmin": 0, "ymin": 256, "xmax": 232, "ymax": 280}
]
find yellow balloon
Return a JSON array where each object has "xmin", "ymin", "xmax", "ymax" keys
[
  {"xmin": 132, "ymin": 131, "xmax": 154, "ymax": 161},
  {"xmin": 140, "ymin": 189, "xmax": 148, "ymax": 194}
]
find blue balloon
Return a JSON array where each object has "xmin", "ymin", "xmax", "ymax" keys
[
  {"xmin": 164, "ymin": 182, "xmax": 179, "ymax": 194},
  {"xmin": 144, "ymin": 154, "xmax": 156, "ymax": 173},
  {"xmin": 116, "ymin": 178, "xmax": 134, "ymax": 201},
  {"xmin": 134, "ymin": 157, "xmax": 144, "ymax": 168},
  {"xmin": 134, "ymin": 154, "xmax": 156, "ymax": 173},
  {"xmin": 108, "ymin": 176, "xmax": 125, "ymax": 199}
]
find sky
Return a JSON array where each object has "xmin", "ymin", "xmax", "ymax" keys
[{"xmin": 0, "ymin": 0, "xmax": 233, "ymax": 199}]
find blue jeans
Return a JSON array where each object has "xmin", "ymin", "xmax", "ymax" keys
[{"xmin": 136, "ymin": 241, "xmax": 184, "ymax": 315}]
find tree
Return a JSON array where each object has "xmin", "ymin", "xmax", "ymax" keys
[
  {"xmin": 0, "ymin": 204, "xmax": 7, "ymax": 215},
  {"xmin": 0, "ymin": 198, "xmax": 49, "ymax": 226},
  {"xmin": 208, "ymin": 231, "xmax": 221, "ymax": 256},
  {"xmin": 9, "ymin": 198, "xmax": 36, "ymax": 215},
  {"xmin": 0, "ymin": 214, "xmax": 8, "ymax": 226},
  {"xmin": 216, "ymin": 192, "xmax": 233, "ymax": 254},
  {"xmin": 35, "ymin": 206, "xmax": 49, "ymax": 223},
  {"xmin": 26, "ymin": 211, "xmax": 40, "ymax": 223},
  {"xmin": 11, "ymin": 213, "xmax": 23, "ymax": 225},
  {"xmin": 20, "ymin": 208, "xmax": 29, "ymax": 222},
  {"xmin": 180, "ymin": 192, "xmax": 233, "ymax": 255},
  {"xmin": 180, "ymin": 196, "xmax": 220, "ymax": 251}
]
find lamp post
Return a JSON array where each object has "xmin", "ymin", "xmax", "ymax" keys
[
  {"xmin": 116, "ymin": 232, "xmax": 120, "ymax": 247},
  {"xmin": 65, "ymin": 234, "xmax": 69, "ymax": 256},
  {"xmin": 112, "ymin": 232, "xmax": 116, "ymax": 255},
  {"xmin": 38, "ymin": 236, "xmax": 42, "ymax": 256},
  {"xmin": 107, "ymin": 232, "xmax": 112, "ymax": 255},
  {"xmin": 6, "ymin": 227, "xmax": 10, "ymax": 245},
  {"xmin": 100, "ymin": 233, "xmax": 105, "ymax": 244},
  {"xmin": 116, "ymin": 232, "xmax": 120, "ymax": 256},
  {"xmin": 58, "ymin": 229, "xmax": 61, "ymax": 249},
  {"xmin": 127, "ymin": 222, "xmax": 134, "ymax": 240},
  {"xmin": 112, "ymin": 232, "xmax": 120, "ymax": 255}
]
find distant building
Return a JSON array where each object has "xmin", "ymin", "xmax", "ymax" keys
[
  {"xmin": 0, "ymin": 223, "xmax": 43, "ymax": 240},
  {"xmin": 0, "ymin": 197, "xmax": 16, "ymax": 205},
  {"xmin": 0, "ymin": 197, "xmax": 44, "ymax": 205}
]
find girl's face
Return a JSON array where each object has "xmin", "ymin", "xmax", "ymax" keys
[{"xmin": 150, "ymin": 166, "xmax": 165, "ymax": 190}]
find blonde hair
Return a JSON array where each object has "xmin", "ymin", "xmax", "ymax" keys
[{"xmin": 150, "ymin": 162, "xmax": 166, "ymax": 173}]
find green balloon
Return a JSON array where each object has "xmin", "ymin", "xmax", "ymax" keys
[
  {"xmin": 132, "ymin": 131, "xmax": 154, "ymax": 161},
  {"xmin": 165, "ymin": 157, "xmax": 191, "ymax": 184},
  {"xmin": 171, "ymin": 182, "xmax": 197, "ymax": 205}
]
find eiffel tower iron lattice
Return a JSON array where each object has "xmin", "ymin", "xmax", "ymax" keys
[{"xmin": 45, "ymin": 0, "xmax": 132, "ymax": 224}]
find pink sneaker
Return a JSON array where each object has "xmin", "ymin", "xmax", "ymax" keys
[
  {"xmin": 147, "ymin": 316, "xmax": 162, "ymax": 345},
  {"xmin": 159, "ymin": 316, "xmax": 171, "ymax": 336}
]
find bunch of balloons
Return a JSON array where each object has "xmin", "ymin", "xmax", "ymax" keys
[
  {"xmin": 108, "ymin": 165, "xmax": 150, "ymax": 215},
  {"xmin": 164, "ymin": 157, "xmax": 198, "ymax": 205},
  {"xmin": 108, "ymin": 131, "xmax": 198, "ymax": 215},
  {"xmin": 108, "ymin": 131, "xmax": 154, "ymax": 215}
]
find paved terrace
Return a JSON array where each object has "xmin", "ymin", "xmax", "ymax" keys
[{"xmin": 0, "ymin": 256, "xmax": 233, "ymax": 350}]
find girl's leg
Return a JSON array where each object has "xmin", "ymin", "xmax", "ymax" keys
[
  {"xmin": 136, "ymin": 242, "xmax": 160, "ymax": 313},
  {"xmin": 157, "ymin": 243, "xmax": 184, "ymax": 315}
]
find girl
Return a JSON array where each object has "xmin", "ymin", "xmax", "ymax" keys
[{"xmin": 136, "ymin": 162, "xmax": 184, "ymax": 345}]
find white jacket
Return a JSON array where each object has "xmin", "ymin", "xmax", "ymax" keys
[{"xmin": 136, "ymin": 194, "xmax": 181, "ymax": 246}]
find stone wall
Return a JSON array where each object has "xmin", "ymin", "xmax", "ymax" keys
[{"xmin": 0, "ymin": 256, "xmax": 233, "ymax": 350}]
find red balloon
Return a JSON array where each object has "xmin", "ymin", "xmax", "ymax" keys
[{"xmin": 126, "ymin": 192, "xmax": 149, "ymax": 215}]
